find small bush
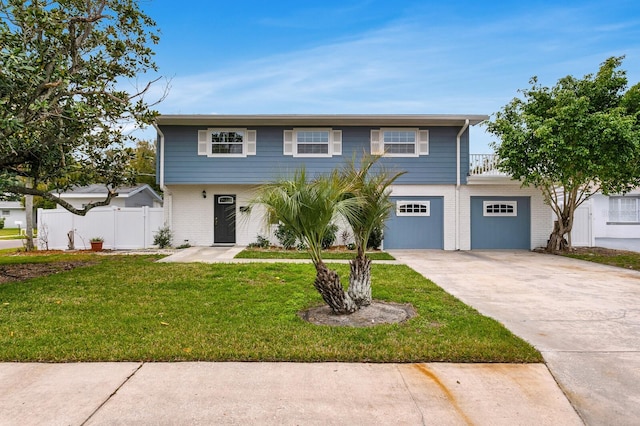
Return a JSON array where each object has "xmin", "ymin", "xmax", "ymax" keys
[
  {"xmin": 367, "ymin": 226, "xmax": 383, "ymax": 250},
  {"xmin": 275, "ymin": 223, "xmax": 297, "ymax": 249},
  {"xmin": 154, "ymin": 225, "xmax": 173, "ymax": 249},
  {"xmin": 248, "ymin": 235, "xmax": 270, "ymax": 248},
  {"xmin": 321, "ymin": 223, "xmax": 338, "ymax": 249},
  {"xmin": 0, "ymin": 217, "xmax": 4, "ymax": 229}
]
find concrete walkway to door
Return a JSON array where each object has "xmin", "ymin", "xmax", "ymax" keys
[{"xmin": 390, "ymin": 250, "xmax": 640, "ymax": 426}]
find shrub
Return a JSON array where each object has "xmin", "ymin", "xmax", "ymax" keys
[
  {"xmin": 0, "ymin": 217, "xmax": 4, "ymax": 229},
  {"xmin": 321, "ymin": 223, "xmax": 338, "ymax": 249},
  {"xmin": 154, "ymin": 225, "xmax": 173, "ymax": 249},
  {"xmin": 274, "ymin": 223, "xmax": 297, "ymax": 249},
  {"xmin": 367, "ymin": 226, "xmax": 383, "ymax": 250},
  {"xmin": 248, "ymin": 235, "xmax": 270, "ymax": 248}
]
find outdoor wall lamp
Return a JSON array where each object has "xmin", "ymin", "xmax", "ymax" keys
[{"xmin": 202, "ymin": 190, "xmax": 207, "ymax": 198}]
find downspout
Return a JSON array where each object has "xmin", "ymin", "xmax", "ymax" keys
[
  {"xmin": 152, "ymin": 122, "xmax": 170, "ymax": 227},
  {"xmin": 152, "ymin": 122, "xmax": 165, "ymax": 191},
  {"xmin": 455, "ymin": 119, "xmax": 470, "ymax": 251}
]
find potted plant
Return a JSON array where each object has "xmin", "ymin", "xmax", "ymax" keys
[{"xmin": 90, "ymin": 237, "xmax": 104, "ymax": 251}]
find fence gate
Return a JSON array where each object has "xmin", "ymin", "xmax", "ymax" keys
[{"xmin": 570, "ymin": 204, "xmax": 593, "ymax": 247}]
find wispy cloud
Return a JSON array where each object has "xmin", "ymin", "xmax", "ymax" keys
[{"xmin": 144, "ymin": 2, "xmax": 640, "ymax": 151}]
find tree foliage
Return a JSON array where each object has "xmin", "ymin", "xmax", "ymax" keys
[
  {"xmin": 0, "ymin": 0, "xmax": 163, "ymax": 215},
  {"xmin": 485, "ymin": 56, "xmax": 640, "ymax": 251}
]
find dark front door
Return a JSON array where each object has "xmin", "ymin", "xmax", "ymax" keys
[{"xmin": 214, "ymin": 195, "xmax": 236, "ymax": 244}]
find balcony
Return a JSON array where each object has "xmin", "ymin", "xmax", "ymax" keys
[
  {"xmin": 469, "ymin": 154, "xmax": 508, "ymax": 176},
  {"xmin": 468, "ymin": 154, "xmax": 511, "ymax": 183}
]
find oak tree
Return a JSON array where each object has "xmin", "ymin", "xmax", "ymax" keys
[{"xmin": 0, "ymin": 0, "xmax": 163, "ymax": 248}]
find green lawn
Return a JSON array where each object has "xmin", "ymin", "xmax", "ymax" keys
[
  {"xmin": 236, "ymin": 247, "xmax": 395, "ymax": 260},
  {"xmin": 0, "ymin": 253, "xmax": 541, "ymax": 363},
  {"xmin": 0, "ymin": 228, "xmax": 24, "ymax": 239},
  {"xmin": 563, "ymin": 247, "xmax": 640, "ymax": 271}
]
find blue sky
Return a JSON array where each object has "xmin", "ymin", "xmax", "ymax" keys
[{"xmin": 138, "ymin": 0, "xmax": 640, "ymax": 152}]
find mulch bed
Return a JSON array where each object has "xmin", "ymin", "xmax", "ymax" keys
[{"xmin": 0, "ymin": 261, "xmax": 92, "ymax": 284}]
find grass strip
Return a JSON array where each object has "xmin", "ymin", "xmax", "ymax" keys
[
  {"xmin": 563, "ymin": 249, "xmax": 640, "ymax": 271},
  {"xmin": 0, "ymin": 254, "xmax": 540, "ymax": 363},
  {"xmin": 236, "ymin": 248, "xmax": 395, "ymax": 260}
]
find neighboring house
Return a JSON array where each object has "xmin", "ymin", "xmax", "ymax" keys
[
  {"xmin": 55, "ymin": 184, "xmax": 163, "ymax": 209},
  {"xmin": 154, "ymin": 114, "xmax": 552, "ymax": 250},
  {"xmin": 571, "ymin": 188, "xmax": 640, "ymax": 247},
  {"xmin": 0, "ymin": 201, "xmax": 26, "ymax": 229}
]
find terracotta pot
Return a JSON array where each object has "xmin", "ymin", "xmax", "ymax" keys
[{"xmin": 90, "ymin": 241, "xmax": 103, "ymax": 251}]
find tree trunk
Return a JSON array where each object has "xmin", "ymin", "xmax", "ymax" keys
[
  {"xmin": 546, "ymin": 220, "xmax": 568, "ymax": 253},
  {"xmin": 348, "ymin": 255, "xmax": 372, "ymax": 307},
  {"xmin": 314, "ymin": 263, "xmax": 358, "ymax": 314}
]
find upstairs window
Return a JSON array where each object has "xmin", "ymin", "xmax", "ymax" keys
[
  {"xmin": 297, "ymin": 130, "xmax": 329, "ymax": 155},
  {"xmin": 371, "ymin": 128, "xmax": 429, "ymax": 157},
  {"xmin": 396, "ymin": 200, "xmax": 431, "ymax": 216},
  {"xmin": 197, "ymin": 128, "xmax": 257, "ymax": 158},
  {"xmin": 283, "ymin": 129, "xmax": 342, "ymax": 157},
  {"xmin": 609, "ymin": 196, "xmax": 640, "ymax": 223},
  {"xmin": 483, "ymin": 201, "xmax": 517, "ymax": 217}
]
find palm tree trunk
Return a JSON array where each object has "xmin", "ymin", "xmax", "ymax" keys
[
  {"xmin": 314, "ymin": 263, "xmax": 358, "ymax": 314},
  {"xmin": 348, "ymin": 255, "xmax": 372, "ymax": 307}
]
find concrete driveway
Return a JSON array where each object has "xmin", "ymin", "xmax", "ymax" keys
[{"xmin": 390, "ymin": 250, "xmax": 640, "ymax": 426}]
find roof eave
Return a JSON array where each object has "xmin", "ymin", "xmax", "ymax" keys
[{"xmin": 155, "ymin": 114, "xmax": 488, "ymax": 127}]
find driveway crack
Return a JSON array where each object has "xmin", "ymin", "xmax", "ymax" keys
[{"xmin": 80, "ymin": 362, "xmax": 144, "ymax": 426}]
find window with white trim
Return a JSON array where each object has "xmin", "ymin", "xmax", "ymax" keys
[
  {"xmin": 197, "ymin": 128, "xmax": 257, "ymax": 158},
  {"xmin": 283, "ymin": 129, "xmax": 342, "ymax": 157},
  {"xmin": 609, "ymin": 196, "xmax": 640, "ymax": 223},
  {"xmin": 1, "ymin": 210, "xmax": 9, "ymax": 217},
  {"xmin": 396, "ymin": 200, "xmax": 431, "ymax": 216},
  {"xmin": 370, "ymin": 128, "xmax": 429, "ymax": 157},
  {"xmin": 483, "ymin": 201, "xmax": 517, "ymax": 217}
]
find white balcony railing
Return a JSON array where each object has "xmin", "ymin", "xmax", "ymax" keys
[{"xmin": 469, "ymin": 154, "xmax": 507, "ymax": 176}]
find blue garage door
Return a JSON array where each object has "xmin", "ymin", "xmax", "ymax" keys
[
  {"xmin": 384, "ymin": 196, "xmax": 444, "ymax": 249},
  {"xmin": 471, "ymin": 196, "xmax": 530, "ymax": 249}
]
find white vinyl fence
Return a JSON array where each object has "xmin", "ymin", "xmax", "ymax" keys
[{"xmin": 37, "ymin": 207, "xmax": 164, "ymax": 250}]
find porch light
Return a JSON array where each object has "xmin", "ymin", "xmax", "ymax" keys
[{"xmin": 202, "ymin": 190, "xmax": 207, "ymax": 198}]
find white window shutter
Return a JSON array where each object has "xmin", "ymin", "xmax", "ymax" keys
[
  {"xmin": 332, "ymin": 130, "xmax": 342, "ymax": 156},
  {"xmin": 370, "ymin": 130, "xmax": 382, "ymax": 154},
  {"xmin": 283, "ymin": 130, "xmax": 294, "ymax": 155},
  {"xmin": 418, "ymin": 130, "xmax": 429, "ymax": 155},
  {"xmin": 246, "ymin": 130, "xmax": 257, "ymax": 155},
  {"xmin": 198, "ymin": 130, "xmax": 208, "ymax": 156}
]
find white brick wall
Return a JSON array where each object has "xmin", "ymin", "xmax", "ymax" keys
[{"xmin": 166, "ymin": 184, "xmax": 270, "ymax": 246}]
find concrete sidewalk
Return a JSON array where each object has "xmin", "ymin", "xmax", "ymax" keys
[{"xmin": 0, "ymin": 362, "xmax": 580, "ymax": 425}]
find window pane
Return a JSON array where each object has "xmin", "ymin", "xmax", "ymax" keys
[
  {"xmin": 298, "ymin": 144, "xmax": 329, "ymax": 154},
  {"xmin": 211, "ymin": 131, "xmax": 244, "ymax": 155},
  {"xmin": 386, "ymin": 144, "xmax": 415, "ymax": 154}
]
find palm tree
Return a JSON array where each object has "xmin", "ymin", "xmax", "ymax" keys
[
  {"xmin": 341, "ymin": 155, "xmax": 405, "ymax": 306},
  {"xmin": 251, "ymin": 169, "xmax": 361, "ymax": 314}
]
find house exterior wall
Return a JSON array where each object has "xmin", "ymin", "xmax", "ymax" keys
[
  {"xmin": 157, "ymin": 115, "xmax": 552, "ymax": 250},
  {"xmin": 591, "ymin": 191, "xmax": 640, "ymax": 239},
  {"xmin": 159, "ymin": 125, "xmax": 469, "ymax": 185},
  {"xmin": 0, "ymin": 202, "xmax": 27, "ymax": 228}
]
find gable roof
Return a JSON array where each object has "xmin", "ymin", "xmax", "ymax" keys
[
  {"xmin": 59, "ymin": 184, "xmax": 163, "ymax": 202},
  {"xmin": 155, "ymin": 114, "xmax": 488, "ymax": 127}
]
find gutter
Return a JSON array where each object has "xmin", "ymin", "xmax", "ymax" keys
[
  {"xmin": 152, "ymin": 122, "xmax": 165, "ymax": 191},
  {"xmin": 455, "ymin": 119, "xmax": 470, "ymax": 250}
]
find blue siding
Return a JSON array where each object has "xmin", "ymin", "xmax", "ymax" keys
[
  {"xmin": 160, "ymin": 125, "xmax": 469, "ymax": 185},
  {"xmin": 471, "ymin": 196, "xmax": 531, "ymax": 249},
  {"xmin": 384, "ymin": 197, "xmax": 444, "ymax": 249}
]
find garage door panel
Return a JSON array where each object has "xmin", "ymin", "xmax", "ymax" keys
[
  {"xmin": 385, "ymin": 197, "xmax": 444, "ymax": 249},
  {"xmin": 471, "ymin": 196, "xmax": 530, "ymax": 249}
]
